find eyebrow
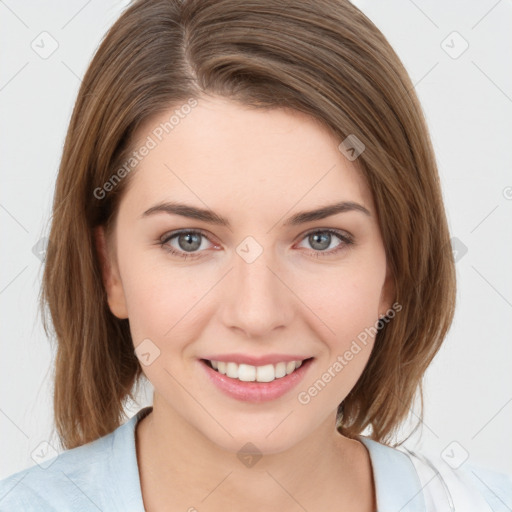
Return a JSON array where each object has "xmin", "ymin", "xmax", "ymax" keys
[{"xmin": 140, "ymin": 200, "xmax": 371, "ymax": 227}]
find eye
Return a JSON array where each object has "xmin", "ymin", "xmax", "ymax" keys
[
  {"xmin": 160, "ymin": 230, "xmax": 215, "ymax": 260},
  {"xmin": 296, "ymin": 229, "xmax": 353, "ymax": 257},
  {"xmin": 159, "ymin": 228, "xmax": 354, "ymax": 260}
]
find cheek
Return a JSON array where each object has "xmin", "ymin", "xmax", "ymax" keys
[
  {"xmin": 295, "ymin": 260, "xmax": 385, "ymax": 338},
  {"xmin": 117, "ymin": 245, "xmax": 208, "ymax": 347},
  {"xmin": 291, "ymin": 257, "xmax": 385, "ymax": 394},
  {"xmin": 118, "ymin": 228, "xmax": 386, "ymax": 349},
  {"xmin": 294, "ymin": 274, "xmax": 382, "ymax": 406}
]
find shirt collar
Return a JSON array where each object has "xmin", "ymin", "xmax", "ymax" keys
[
  {"xmin": 110, "ymin": 406, "xmax": 152, "ymax": 511},
  {"xmin": 358, "ymin": 435, "xmax": 426, "ymax": 512},
  {"xmin": 116, "ymin": 407, "xmax": 426, "ymax": 512}
]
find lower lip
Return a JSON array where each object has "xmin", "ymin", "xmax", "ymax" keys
[{"xmin": 199, "ymin": 358, "xmax": 314, "ymax": 403}]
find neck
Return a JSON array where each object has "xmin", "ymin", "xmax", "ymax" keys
[{"xmin": 135, "ymin": 395, "xmax": 375, "ymax": 512}]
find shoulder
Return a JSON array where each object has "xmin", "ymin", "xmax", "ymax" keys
[
  {"xmin": 401, "ymin": 446, "xmax": 512, "ymax": 512},
  {"xmin": 0, "ymin": 409, "xmax": 149, "ymax": 512},
  {"xmin": 0, "ymin": 431, "xmax": 115, "ymax": 511},
  {"xmin": 360, "ymin": 435, "xmax": 512, "ymax": 512}
]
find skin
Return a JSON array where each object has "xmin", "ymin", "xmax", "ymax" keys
[{"xmin": 96, "ymin": 95, "xmax": 394, "ymax": 512}]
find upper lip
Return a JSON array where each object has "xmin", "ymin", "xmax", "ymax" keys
[{"xmin": 201, "ymin": 354, "xmax": 312, "ymax": 366}]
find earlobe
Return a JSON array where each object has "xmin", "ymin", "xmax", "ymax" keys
[{"xmin": 93, "ymin": 226, "xmax": 129, "ymax": 319}]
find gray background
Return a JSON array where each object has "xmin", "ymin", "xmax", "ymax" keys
[{"xmin": 1, "ymin": 0, "xmax": 511, "ymax": 479}]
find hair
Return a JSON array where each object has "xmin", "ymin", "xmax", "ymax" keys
[{"xmin": 41, "ymin": 0, "xmax": 456, "ymax": 450}]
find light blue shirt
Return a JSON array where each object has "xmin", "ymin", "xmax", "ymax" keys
[{"xmin": 1, "ymin": 406, "xmax": 510, "ymax": 511}]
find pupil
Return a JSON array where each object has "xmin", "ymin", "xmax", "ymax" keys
[
  {"xmin": 310, "ymin": 232, "xmax": 330, "ymax": 250},
  {"xmin": 180, "ymin": 233, "xmax": 201, "ymax": 252}
]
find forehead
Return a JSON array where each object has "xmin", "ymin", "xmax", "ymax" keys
[{"xmin": 121, "ymin": 96, "xmax": 373, "ymax": 218}]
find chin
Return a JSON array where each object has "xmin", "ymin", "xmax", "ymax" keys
[{"xmin": 190, "ymin": 406, "xmax": 324, "ymax": 456}]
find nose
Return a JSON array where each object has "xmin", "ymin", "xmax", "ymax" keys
[{"xmin": 219, "ymin": 245, "xmax": 295, "ymax": 339}]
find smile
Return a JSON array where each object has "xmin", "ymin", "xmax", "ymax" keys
[
  {"xmin": 199, "ymin": 357, "xmax": 314, "ymax": 402},
  {"xmin": 205, "ymin": 359, "xmax": 305, "ymax": 383}
]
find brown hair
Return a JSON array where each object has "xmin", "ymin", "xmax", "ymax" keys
[{"xmin": 41, "ymin": 0, "xmax": 456, "ymax": 450}]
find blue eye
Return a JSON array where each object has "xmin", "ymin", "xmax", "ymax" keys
[
  {"xmin": 297, "ymin": 229, "xmax": 353, "ymax": 257},
  {"xmin": 160, "ymin": 230, "xmax": 211, "ymax": 260},
  {"xmin": 159, "ymin": 228, "xmax": 353, "ymax": 260}
]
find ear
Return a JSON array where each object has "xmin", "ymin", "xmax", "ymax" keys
[
  {"xmin": 94, "ymin": 226, "xmax": 129, "ymax": 319},
  {"xmin": 378, "ymin": 265, "xmax": 396, "ymax": 317}
]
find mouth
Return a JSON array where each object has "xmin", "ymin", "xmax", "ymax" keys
[
  {"xmin": 201, "ymin": 358, "xmax": 313, "ymax": 383},
  {"xmin": 199, "ymin": 357, "xmax": 314, "ymax": 402}
]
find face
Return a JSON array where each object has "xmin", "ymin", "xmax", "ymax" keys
[{"xmin": 98, "ymin": 95, "xmax": 394, "ymax": 454}]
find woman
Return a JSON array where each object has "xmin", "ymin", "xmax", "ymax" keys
[{"xmin": 1, "ymin": 0, "xmax": 510, "ymax": 510}]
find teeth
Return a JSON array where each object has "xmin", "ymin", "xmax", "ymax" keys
[
  {"xmin": 238, "ymin": 364, "xmax": 256, "ymax": 381},
  {"xmin": 275, "ymin": 362, "xmax": 286, "ymax": 378},
  {"xmin": 208, "ymin": 359, "xmax": 306, "ymax": 382},
  {"xmin": 256, "ymin": 364, "xmax": 274, "ymax": 383},
  {"xmin": 226, "ymin": 362, "xmax": 238, "ymax": 379}
]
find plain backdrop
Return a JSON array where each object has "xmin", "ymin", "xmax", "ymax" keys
[{"xmin": 1, "ymin": 0, "xmax": 511, "ymax": 480}]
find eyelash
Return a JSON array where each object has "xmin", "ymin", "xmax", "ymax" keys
[{"xmin": 159, "ymin": 228, "xmax": 354, "ymax": 260}]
